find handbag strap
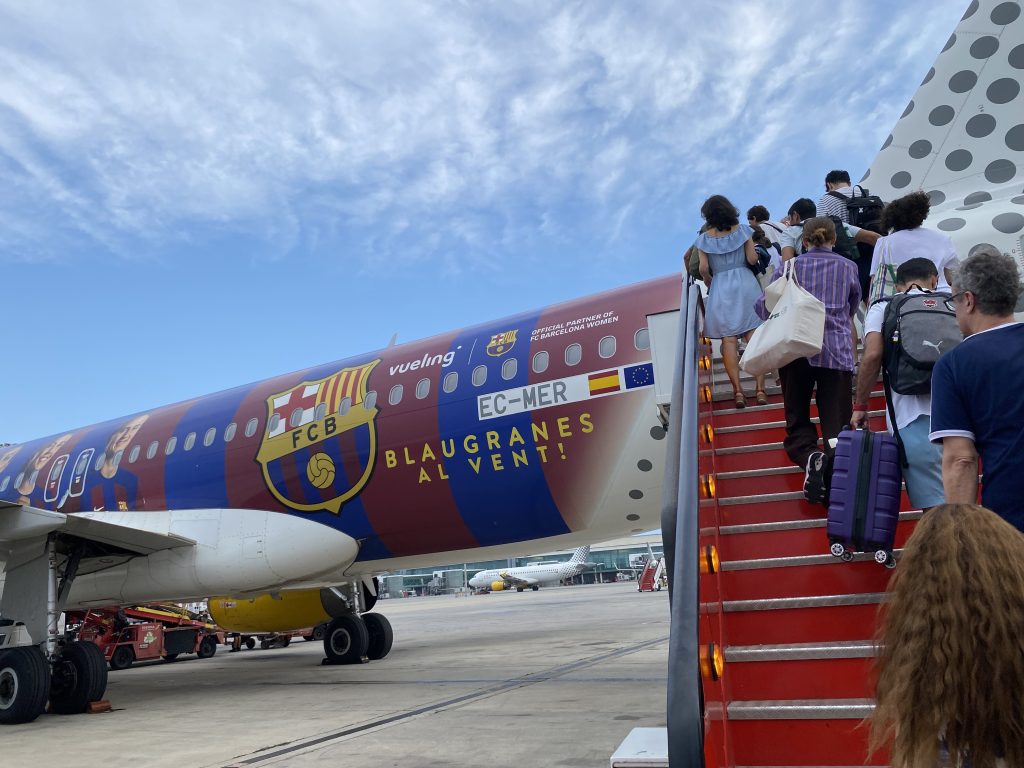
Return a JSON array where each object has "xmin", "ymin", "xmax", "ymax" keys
[{"xmin": 785, "ymin": 257, "xmax": 801, "ymax": 289}]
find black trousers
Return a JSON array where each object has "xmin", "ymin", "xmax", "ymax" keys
[{"xmin": 779, "ymin": 358, "xmax": 853, "ymax": 470}]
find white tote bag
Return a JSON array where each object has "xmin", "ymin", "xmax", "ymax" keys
[{"xmin": 740, "ymin": 260, "xmax": 826, "ymax": 377}]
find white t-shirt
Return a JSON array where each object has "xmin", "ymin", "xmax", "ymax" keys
[
  {"xmin": 870, "ymin": 227, "xmax": 960, "ymax": 293},
  {"xmin": 864, "ymin": 289, "xmax": 932, "ymax": 431},
  {"xmin": 757, "ymin": 221, "xmax": 784, "ymax": 246}
]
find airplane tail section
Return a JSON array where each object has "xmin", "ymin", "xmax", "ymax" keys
[
  {"xmin": 569, "ymin": 545, "xmax": 590, "ymax": 565},
  {"xmin": 861, "ymin": 0, "xmax": 1024, "ymax": 276}
]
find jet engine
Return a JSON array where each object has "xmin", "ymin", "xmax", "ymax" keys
[
  {"xmin": 209, "ymin": 579, "xmax": 378, "ymax": 633},
  {"xmin": 491, "ymin": 581, "xmax": 506, "ymax": 592}
]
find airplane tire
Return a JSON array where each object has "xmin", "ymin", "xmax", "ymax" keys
[
  {"xmin": 197, "ymin": 636, "xmax": 217, "ymax": 659},
  {"xmin": 363, "ymin": 613, "xmax": 394, "ymax": 661},
  {"xmin": 163, "ymin": 654, "xmax": 179, "ymax": 662},
  {"xmin": 75, "ymin": 641, "xmax": 108, "ymax": 701},
  {"xmin": 50, "ymin": 642, "xmax": 104, "ymax": 714},
  {"xmin": 516, "ymin": 587, "xmax": 524, "ymax": 593},
  {"xmin": 531, "ymin": 586, "xmax": 539, "ymax": 591},
  {"xmin": 245, "ymin": 637, "xmax": 256, "ymax": 650},
  {"xmin": 110, "ymin": 644, "xmax": 135, "ymax": 671},
  {"xmin": 0, "ymin": 646, "xmax": 50, "ymax": 725},
  {"xmin": 323, "ymin": 615, "xmax": 369, "ymax": 664}
]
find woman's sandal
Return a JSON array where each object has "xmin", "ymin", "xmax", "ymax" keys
[
  {"xmin": 734, "ymin": 390, "xmax": 747, "ymax": 409},
  {"xmin": 755, "ymin": 390, "xmax": 769, "ymax": 406}
]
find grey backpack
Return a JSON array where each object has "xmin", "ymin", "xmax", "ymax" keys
[{"xmin": 879, "ymin": 291, "xmax": 962, "ymax": 395}]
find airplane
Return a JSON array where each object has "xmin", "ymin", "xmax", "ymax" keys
[
  {"xmin": 1, "ymin": 0, "xmax": 1020, "ymax": 725},
  {"xmin": 468, "ymin": 545, "xmax": 596, "ymax": 592},
  {"xmin": 0, "ymin": 276, "xmax": 681, "ymax": 724}
]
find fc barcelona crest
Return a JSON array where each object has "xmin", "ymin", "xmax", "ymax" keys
[
  {"xmin": 486, "ymin": 329, "xmax": 518, "ymax": 357},
  {"xmin": 256, "ymin": 360, "xmax": 380, "ymax": 514}
]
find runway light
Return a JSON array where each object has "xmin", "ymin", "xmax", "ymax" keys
[
  {"xmin": 699, "ymin": 545, "xmax": 720, "ymax": 575},
  {"xmin": 700, "ymin": 474, "xmax": 716, "ymax": 499},
  {"xmin": 701, "ymin": 424, "xmax": 714, "ymax": 445},
  {"xmin": 700, "ymin": 643, "xmax": 724, "ymax": 681}
]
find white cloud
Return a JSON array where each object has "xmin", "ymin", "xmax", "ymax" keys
[{"xmin": 0, "ymin": 0, "xmax": 969, "ymax": 268}]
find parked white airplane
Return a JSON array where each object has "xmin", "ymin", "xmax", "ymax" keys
[{"xmin": 468, "ymin": 546, "xmax": 595, "ymax": 592}]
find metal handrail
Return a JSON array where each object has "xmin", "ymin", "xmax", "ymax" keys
[{"xmin": 661, "ymin": 278, "xmax": 705, "ymax": 767}]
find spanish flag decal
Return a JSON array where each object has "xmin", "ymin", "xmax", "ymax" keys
[{"xmin": 587, "ymin": 370, "xmax": 621, "ymax": 396}]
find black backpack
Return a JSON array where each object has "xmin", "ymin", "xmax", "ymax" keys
[
  {"xmin": 829, "ymin": 187, "xmax": 885, "ymax": 232},
  {"xmin": 826, "ymin": 215, "xmax": 861, "ymax": 261}
]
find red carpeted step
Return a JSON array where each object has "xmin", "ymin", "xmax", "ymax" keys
[
  {"xmin": 717, "ymin": 595, "xmax": 885, "ymax": 646},
  {"xmin": 718, "ymin": 557, "xmax": 896, "ymax": 601},
  {"xmin": 725, "ymin": 646, "xmax": 877, "ymax": 701},
  {"xmin": 727, "ymin": 711, "xmax": 888, "ymax": 766},
  {"xmin": 715, "ymin": 515, "xmax": 920, "ymax": 561}
]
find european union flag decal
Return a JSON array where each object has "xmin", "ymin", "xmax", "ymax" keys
[{"xmin": 624, "ymin": 362, "xmax": 654, "ymax": 389}]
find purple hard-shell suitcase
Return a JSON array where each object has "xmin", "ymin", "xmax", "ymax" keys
[{"xmin": 826, "ymin": 427, "xmax": 902, "ymax": 567}]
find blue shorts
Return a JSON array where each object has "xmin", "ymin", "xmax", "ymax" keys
[{"xmin": 899, "ymin": 414, "xmax": 944, "ymax": 510}]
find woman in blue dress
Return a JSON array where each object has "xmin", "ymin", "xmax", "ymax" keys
[{"xmin": 696, "ymin": 195, "xmax": 766, "ymax": 407}]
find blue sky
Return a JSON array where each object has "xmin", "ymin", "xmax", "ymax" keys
[{"xmin": 1, "ymin": 0, "xmax": 969, "ymax": 443}]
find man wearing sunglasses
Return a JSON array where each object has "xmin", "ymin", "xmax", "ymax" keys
[{"xmin": 929, "ymin": 248, "xmax": 1024, "ymax": 532}]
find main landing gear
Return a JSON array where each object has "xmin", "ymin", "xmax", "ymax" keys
[{"xmin": 322, "ymin": 613, "xmax": 393, "ymax": 665}]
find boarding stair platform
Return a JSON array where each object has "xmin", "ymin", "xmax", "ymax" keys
[
  {"xmin": 658, "ymin": 279, "xmax": 916, "ymax": 767},
  {"xmin": 637, "ymin": 556, "xmax": 666, "ymax": 592}
]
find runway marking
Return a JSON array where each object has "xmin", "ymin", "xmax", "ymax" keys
[{"xmin": 222, "ymin": 635, "xmax": 667, "ymax": 767}]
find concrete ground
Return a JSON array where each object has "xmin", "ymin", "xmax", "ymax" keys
[{"xmin": 3, "ymin": 582, "xmax": 669, "ymax": 767}]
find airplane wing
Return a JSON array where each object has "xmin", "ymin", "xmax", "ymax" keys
[
  {"xmin": 0, "ymin": 501, "xmax": 194, "ymax": 564},
  {"xmin": 498, "ymin": 571, "xmax": 538, "ymax": 588}
]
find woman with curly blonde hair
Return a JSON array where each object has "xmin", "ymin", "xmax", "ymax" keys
[{"xmin": 871, "ymin": 503, "xmax": 1024, "ymax": 768}]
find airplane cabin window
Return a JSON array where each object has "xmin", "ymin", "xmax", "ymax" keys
[
  {"xmin": 565, "ymin": 343, "xmax": 582, "ymax": 366},
  {"xmin": 146, "ymin": 441, "xmax": 159, "ymax": 460},
  {"xmin": 128, "ymin": 445, "xmax": 141, "ymax": 464},
  {"xmin": 14, "ymin": 472, "xmax": 24, "ymax": 489},
  {"xmin": 415, "ymin": 378, "xmax": 430, "ymax": 399},
  {"xmin": 184, "ymin": 432, "xmax": 196, "ymax": 451},
  {"xmin": 599, "ymin": 335, "xmax": 616, "ymax": 359},
  {"xmin": 389, "ymin": 384, "xmax": 403, "ymax": 406},
  {"xmin": 472, "ymin": 365, "xmax": 487, "ymax": 387},
  {"xmin": 110, "ymin": 453, "xmax": 123, "ymax": 472},
  {"xmin": 501, "ymin": 358, "xmax": 517, "ymax": 380},
  {"xmin": 364, "ymin": 391, "xmax": 378, "ymax": 410},
  {"xmin": 532, "ymin": 351, "xmax": 549, "ymax": 373},
  {"xmin": 245, "ymin": 417, "xmax": 259, "ymax": 438},
  {"xmin": 204, "ymin": 427, "xmax": 217, "ymax": 447},
  {"xmin": 289, "ymin": 408, "xmax": 303, "ymax": 428},
  {"xmin": 224, "ymin": 423, "xmax": 237, "ymax": 442},
  {"xmin": 314, "ymin": 403, "xmax": 327, "ymax": 422},
  {"xmin": 634, "ymin": 328, "xmax": 650, "ymax": 350},
  {"xmin": 28, "ymin": 470, "xmax": 39, "ymax": 487},
  {"xmin": 268, "ymin": 413, "xmax": 281, "ymax": 435},
  {"xmin": 93, "ymin": 453, "xmax": 105, "ymax": 471},
  {"xmin": 165, "ymin": 436, "xmax": 177, "ymax": 455},
  {"xmin": 339, "ymin": 397, "xmax": 352, "ymax": 416},
  {"xmin": 443, "ymin": 372, "xmax": 458, "ymax": 393},
  {"xmin": 0, "ymin": 476, "xmax": 7, "ymax": 492}
]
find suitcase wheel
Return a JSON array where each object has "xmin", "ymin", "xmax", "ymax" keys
[
  {"xmin": 884, "ymin": 552, "xmax": 897, "ymax": 569},
  {"xmin": 874, "ymin": 550, "xmax": 889, "ymax": 565},
  {"xmin": 840, "ymin": 551, "xmax": 855, "ymax": 562},
  {"xmin": 829, "ymin": 542, "xmax": 845, "ymax": 558}
]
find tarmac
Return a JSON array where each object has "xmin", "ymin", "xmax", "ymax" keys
[{"xmin": 2, "ymin": 581, "xmax": 670, "ymax": 767}]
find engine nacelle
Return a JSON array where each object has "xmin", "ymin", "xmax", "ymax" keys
[
  {"xmin": 209, "ymin": 587, "xmax": 351, "ymax": 633},
  {"xmin": 491, "ymin": 581, "xmax": 506, "ymax": 592}
]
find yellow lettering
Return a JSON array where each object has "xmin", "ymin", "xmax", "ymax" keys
[
  {"xmin": 385, "ymin": 450, "xmax": 397, "ymax": 468},
  {"xmin": 532, "ymin": 421, "xmax": 548, "ymax": 442},
  {"xmin": 468, "ymin": 457, "xmax": 482, "ymax": 474},
  {"xmin": 403, "ymin": 446, "xmax": 417, "ymax": 465},
  {"xmin": 491, "ymin": 454, "xmax": 504, "ymax": 471},
  {"xmin": 418, "ymin": 467, "xmax": 431, "ymax": 484},
  {"xmin": 422, "ymin": 443, "xmax": 436, "ymax": 462},
  {"xmin": 464, "ymin": 435, "xmax": 479, "ymax": 454},
  {"xmin": 537, "ymin": 445, "xmax": 549, "ymax": 463},
  {"xmin": 437, "ymin": 463, "xmax": 449, "ymax": 480},
  {"xmin": 579, "ymin": 412, "xmax": 594, "ymax": 433},
  {"xmin": 441, "ymin": 439, "xmax": 456, "ymax": 458},
  {"xmin": 509, "ymin": 427, "xmax": 525, "ymax": 446},
  {"xmin": 486, "ymin": 431, "xmax": 500, "ymax": 451},
  {"xmin": 557, "ymin": 416, "xmax": 572, "ymax": 438},
  {"xmin": 512, "ymin": 449, "xmax": 529, "ymax": 468}
]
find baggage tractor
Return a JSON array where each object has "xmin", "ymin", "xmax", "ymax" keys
[{"xmin": 826, "ymin": 427, "xmax": 902, "ymax": 568}]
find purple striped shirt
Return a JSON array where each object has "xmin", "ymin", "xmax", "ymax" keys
[{"xmin": 754, "ymin": 247, "xmax": 861, "ymax": 371}]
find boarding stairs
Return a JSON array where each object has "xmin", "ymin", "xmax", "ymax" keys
[
  {"xmin": 637, "ymin": 557, "xmax": 666, "ymax": 592},
  {"xmin": 693, "ymin": 339, "xmax": 917, "ymax": 766}
]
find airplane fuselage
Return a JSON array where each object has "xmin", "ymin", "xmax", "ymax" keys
[{"xmin": 0, "ymin": 276, "xmax": 680, "ymax": 603}]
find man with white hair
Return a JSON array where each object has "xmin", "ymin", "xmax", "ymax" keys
[{"xmin": 929, "ymin": 247, "xmax": 1024, "ymax": 531}]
